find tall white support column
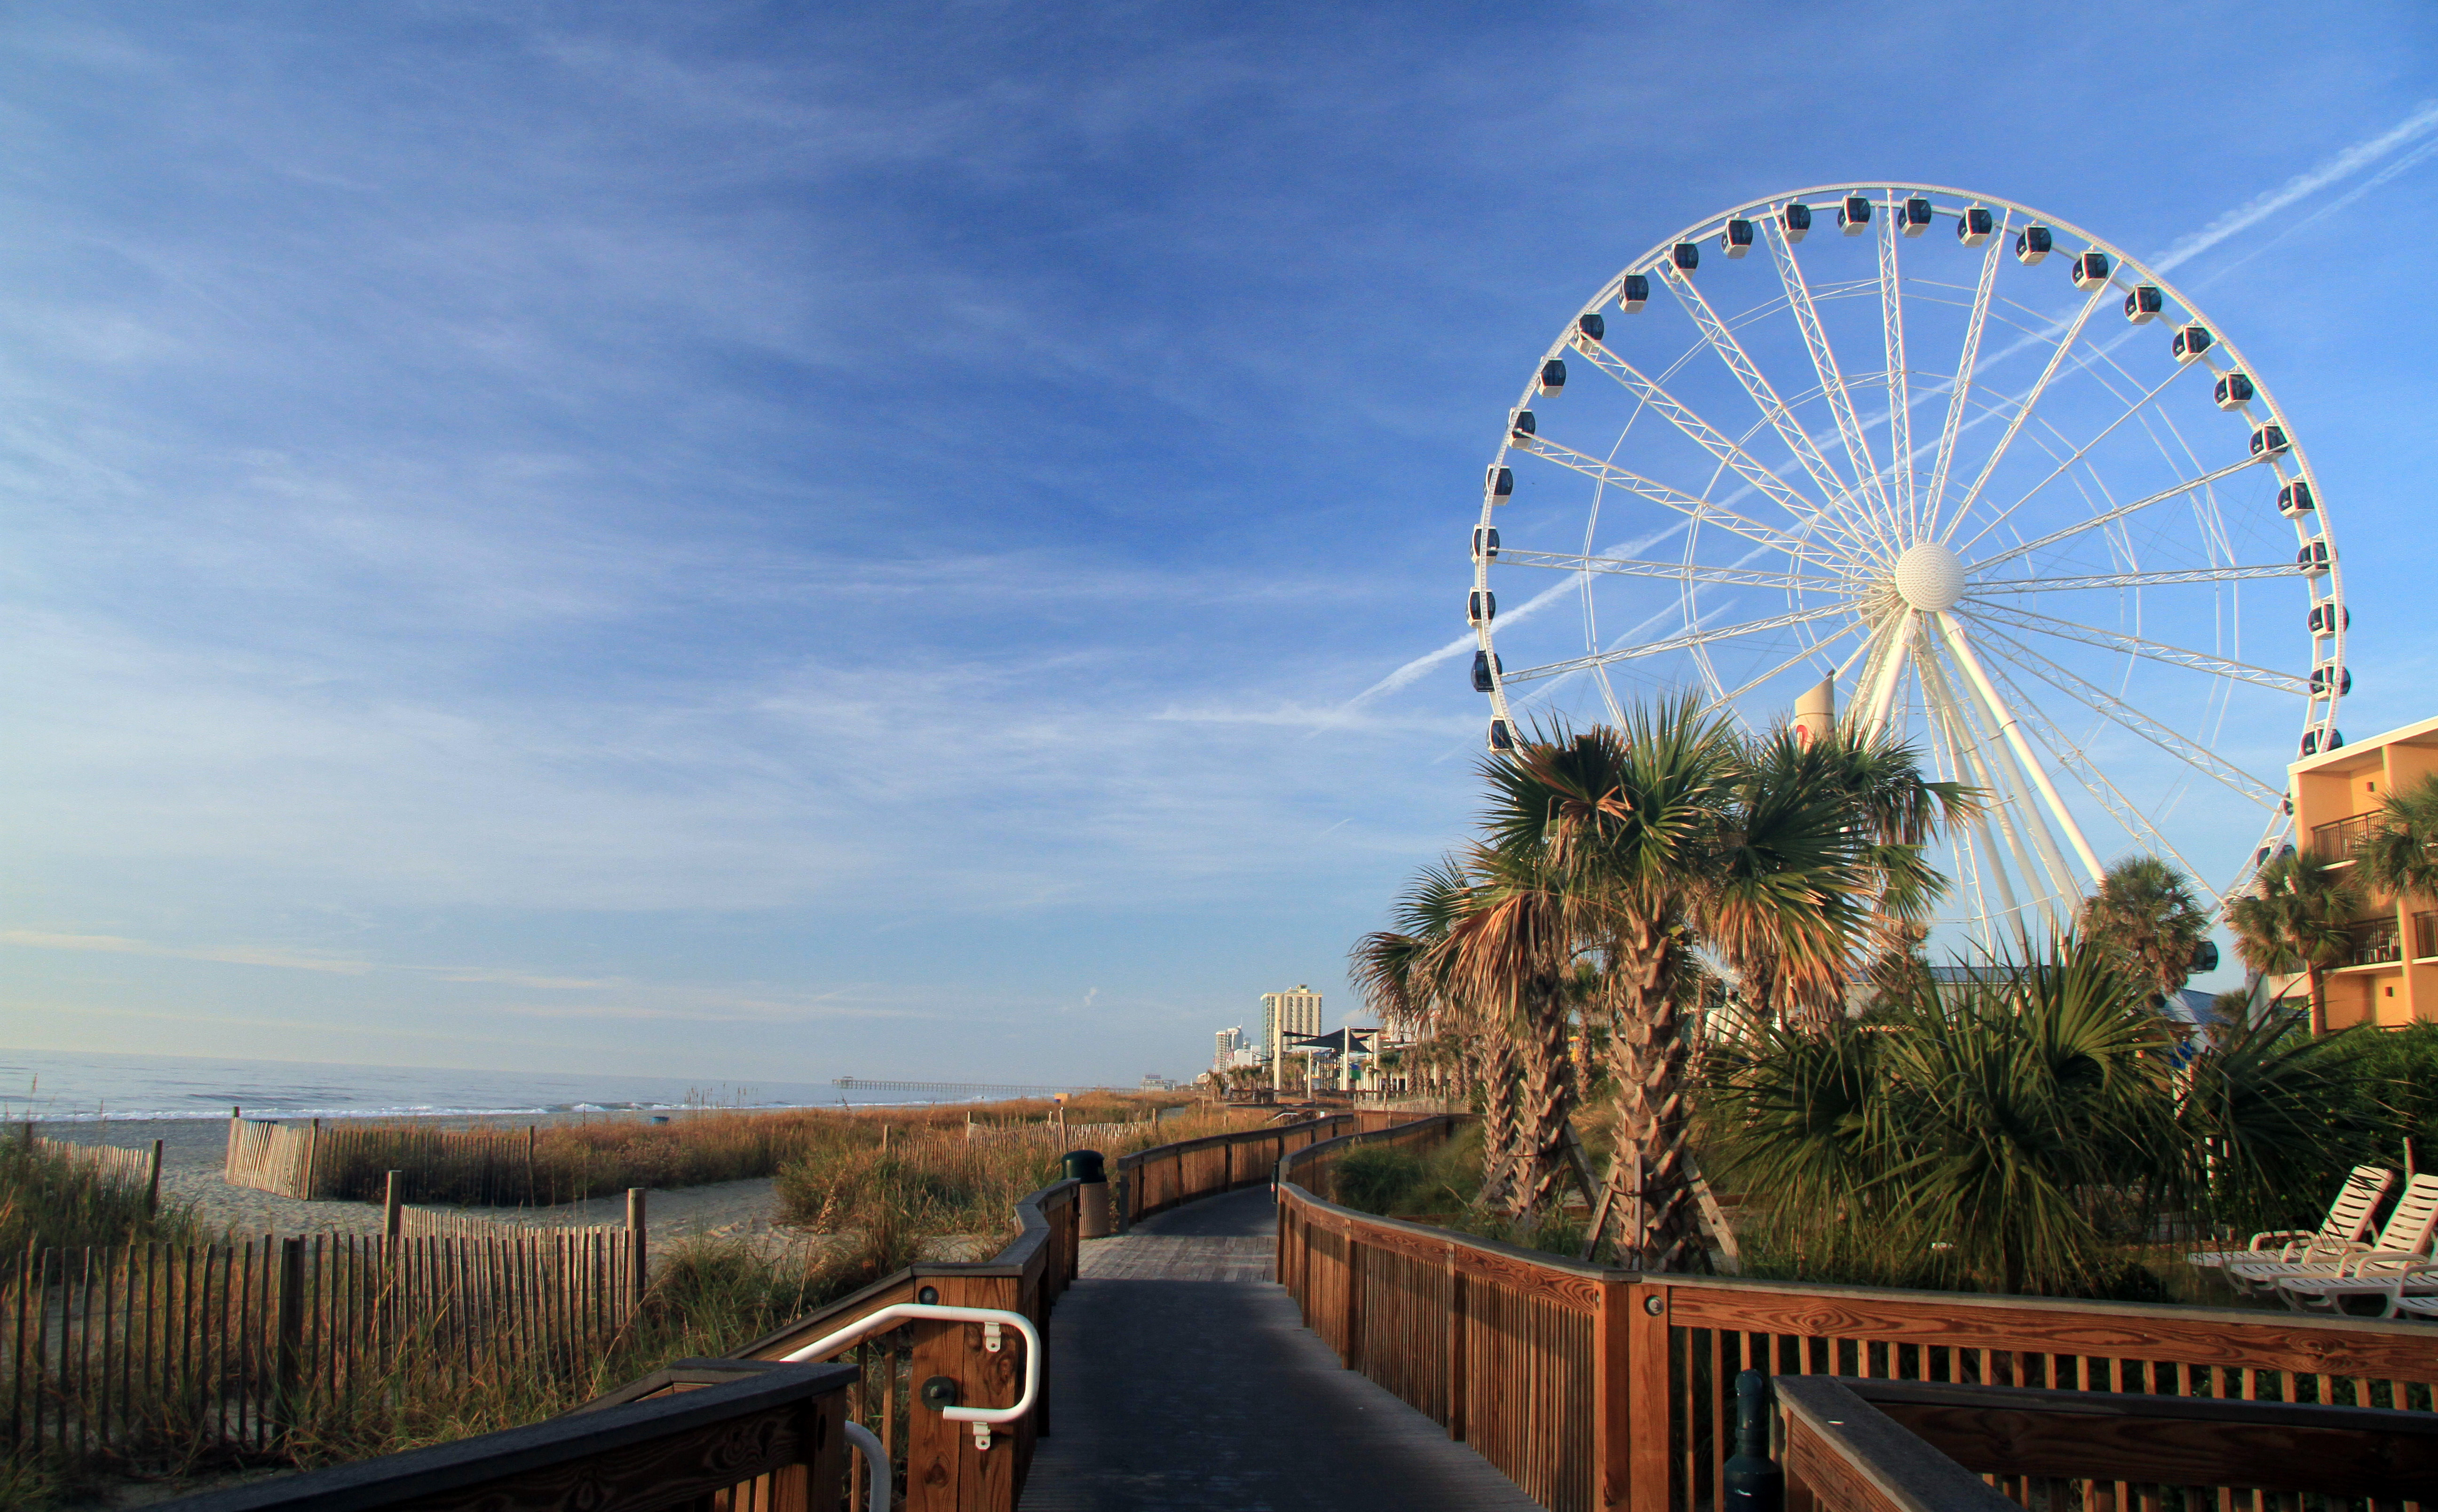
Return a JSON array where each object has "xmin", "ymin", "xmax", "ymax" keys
[
  {"xmin": 1929, "ymin": 633, "xmax": 2084, "ymax": 929},
  {"xmin": 1860, "ymin": 614, "xmax": 1912, "ymax": 738},
  {"xmin": 1935, "ymin": 611, "xmax": 2106, "ymax": 883},
  {"xmin": 1921, "ymin": 640, "xmax": 2054, "ymax": 941}
]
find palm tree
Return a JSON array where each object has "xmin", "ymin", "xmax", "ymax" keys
[
  {"xmin": 2078, "ymin": 855, "xmax": 2213, "ymax": 1010},
  {"xmin": 2224, "ymin": 851, "xmax": 2362, "ymax": 1035},
  {"xmin": 1441, "ymin": 838, "xmax": 1588, "ymax": 1217},
  {"xmin": 1350, "ymin": 860, "xmax": 1529, "ymax": 1216},
  {"xmin": 1495, "ymin": 701, "xmax": 1910, "ymax": 1270},
  {"xmin": 2356, "ymin": 773, "xmax": 2438, "ymax": 921}
]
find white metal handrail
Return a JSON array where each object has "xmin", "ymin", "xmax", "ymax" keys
[
  {"xmin": 843, "ymin": 1420, "xmax": 887, "ymax": 1512},
  {"xmin": 778, "ymin": 1302, "xmax": 1043, "ymax": 1450}
]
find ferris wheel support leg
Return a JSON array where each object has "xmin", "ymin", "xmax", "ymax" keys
[
  {"xmin": 1936, "ymin": 695, "xmax": 2030, "ymax": 953},
  {"xmin": 1931, "ymin": 631, "xmax": 2088, "ymax": 925},
  {"xmin": 1860, "ymin": 616, "xmax": 1911, "ymax": 739},
  {"xmin": 1936, "ymin": 612, "xmax": 2106, "ymax": 885},
  {"xmin": 1921, "ymin": 638, "xmax": 2050, "ymax": 942}
]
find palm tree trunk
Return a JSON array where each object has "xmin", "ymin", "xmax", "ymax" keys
[
  {"xmin": 2308, "ymin": 963, "xmax": 2327, "ymax": 1036},
  {"xmin": 1602, "ymin": 925, "xmax": 1703, "ymax": 1269},
  {"xmin": 1471, "ymin": 1033, "xmax": 1524, "ymax": 1216},
  {"xmin": 1513, "ymin": 984, "xmax": 1578, "ymax": 1217}
]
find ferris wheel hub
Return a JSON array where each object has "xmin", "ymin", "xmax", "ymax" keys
[{"xmin": 1892, "ymin": 541, "xmax": 1966, "ymax": 612}]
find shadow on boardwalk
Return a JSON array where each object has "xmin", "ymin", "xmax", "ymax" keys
[{"xmin": 1019, "ymin": 1186, "xmax": 1537, "ymax": 1512}]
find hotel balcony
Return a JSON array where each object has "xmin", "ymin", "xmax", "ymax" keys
[{"xmin": 2311, "ymin": 810, "xmax": 2377, "ymax": 862}]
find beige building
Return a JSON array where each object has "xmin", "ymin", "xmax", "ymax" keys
[
  {"xmin": 2287, "ymin": 713, "xmax": 2438, "ymax": 1029},
  {"xmin": 1261, "ymin": 985, "xmax": 1323, "ymax": 1089}
]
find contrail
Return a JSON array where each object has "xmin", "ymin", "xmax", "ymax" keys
[
  {"xmin": 1343, "ymin": 520, "xmax": 1683, "ymax": 707},
  {"xmin": 2150, "ymin": 100, "xmax": 2438, "ymax": 273}
]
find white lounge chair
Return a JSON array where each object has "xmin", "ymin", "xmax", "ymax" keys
[
  {"xmin": 2228, "ymin": 1173, "xmax": 2438, "ymax": 1294},
  {"xmin": 2388, "ymin": 1292, "xmax": 2438, "ymax": 1322},
  {"xmin": 2186, "ymin": 1164, "xmax": 2393, "ymax": 1268},
  {"xmin": 2276, "ymin": 1250, "xmax": 2438, "ymax": 1314}
]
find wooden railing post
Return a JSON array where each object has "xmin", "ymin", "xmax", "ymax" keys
[
  {"xmin": 1344, "ymin": 1233, "xmax": 1364, "ymax": 1372},
  {"xmin": 1446, "ymin": 1244, "xmax": 1467, "ymax": 1443},
  {"xmin": 1630, "ymin": 1280, "xmax": 1670, "ymax": 1512}
]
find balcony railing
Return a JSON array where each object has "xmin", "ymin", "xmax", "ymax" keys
[
  {"xmin": 2417, "ymin": 910, "xmax": 2437, "ymax": 961},
  {"xmin": 2312, "ymin": 810, "xmax": 2378, "ymax": 861},
  {"xmin": 2349, "ymin": 919, "xmax": 2402, "ymax": 968}
]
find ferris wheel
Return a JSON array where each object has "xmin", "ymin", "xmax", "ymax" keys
[{"xmin": 1468, "ymin": 183, "xmax": 2343, "ymax": 949}]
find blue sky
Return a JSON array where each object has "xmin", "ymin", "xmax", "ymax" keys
[{"xmin": 2, "ymin": 2, "xmax": 2433, "ymax": 1086}]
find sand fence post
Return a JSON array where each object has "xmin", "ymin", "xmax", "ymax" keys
[
  {"xmin": 626, "ymin": 1189, "xmax": 647, "ymax": 1307},
  {"xmin": 384, "ymin": 1171, "xmax": 404, "ymax": 1240},
  {"xmin": 147, "ymin": 1139, "xmax": 163, "ymax": 1214},
  {"xmin": 274, "ymin": 1236, "xmax": 306, "ymax": 1436}
]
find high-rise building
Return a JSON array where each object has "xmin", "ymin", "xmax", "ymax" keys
[
  {"xmin": 1212, "ymin": 1026, "xmax": 1245, "ymax": 1071},
  {"xmin": 1261, "ymin": 984, "xmax": 1324, "ymax": 1089}
]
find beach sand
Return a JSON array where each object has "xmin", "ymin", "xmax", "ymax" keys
[{"xmin": 29, "ymin": 1111, "xmax": 834, "ymax": 1261}]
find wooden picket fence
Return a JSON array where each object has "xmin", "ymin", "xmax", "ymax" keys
[
  {"xmin": 1, "ymin": 1229, "xmax": 641, "ymax": 1468},
  {"xmin": 25, "ymin": 1134, "xmax": 161, "ymax": 1208},
  {"xmin": 224, "ymin": 1118, "xmax": 547, "ymax": 1205}
]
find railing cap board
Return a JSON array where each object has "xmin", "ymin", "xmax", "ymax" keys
[
  {"xmin": 152, "ymin": 1362, "xmax": 855, "ymax": 1512},
  {"xmin": 1836, "ymin": 1377, "xmax": 2438, "ymax": 1499},
  {"xmin": 572, "ymin": 1358, "xmax": 798, "ymax": 1413},
  {"xmin": 1776, "ymin": 1376, "xmax": 2018, "ymax": 1512}
]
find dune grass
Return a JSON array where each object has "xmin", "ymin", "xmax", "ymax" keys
[{"xmin": 314, "ymin": 1092, "xmax": 1205, "ymax": 1206}]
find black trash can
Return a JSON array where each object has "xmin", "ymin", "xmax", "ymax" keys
[{"xmin": 1064, "ymin": 1148, "xmax": 1113, "ymax": 1238}]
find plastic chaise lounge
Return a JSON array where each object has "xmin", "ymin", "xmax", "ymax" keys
[
  {"xmin": 2226, "ymin": 1173, "xmax": 2438, "ymax": 1295},
  {"xmin": 2276, "ymin": 1250, "xmax": 2438, "ymax": 1314},
  {"xmin": 2186, "ymin": 1164, "xmax": 2393, "ymax": 1268}
]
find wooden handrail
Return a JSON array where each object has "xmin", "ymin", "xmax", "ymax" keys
[
  {"xmin": 1774, "ymin": 1377, "xmax": 2016, "ymax": 1512},
  {"xmin": 157, "ymin": 1361, "xmax": 856, "ymax": 1512},
  {"xmin": 1274, "ymin": 1117, "xmax": 2438, "ymax": 1512},
  {"xmin": 1838, "ymin": 1376, "xmax": 2438, "ymax": 1498}
]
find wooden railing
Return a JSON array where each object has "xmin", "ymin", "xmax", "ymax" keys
[
  {"xmin": 1113, "ymin": 1108, "xmax": 1416, "ymax": 1227},
  {"xmin": 159, "ymin": 1359, "xmax": 856, "ymax": 1512},
  {"xmin": 1277, "ymin": 1117, "xmax": 2438, "ymax": 1512}
]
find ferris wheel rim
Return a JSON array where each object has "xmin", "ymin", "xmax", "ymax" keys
[{"xmin": 1468, "ymin": 181, "xmax": 2340, "ymax": 928}]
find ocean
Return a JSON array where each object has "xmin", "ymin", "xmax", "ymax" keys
[{"xmin": 0, "ymin": 1047, "xmax": 897, "ymax": 1122}]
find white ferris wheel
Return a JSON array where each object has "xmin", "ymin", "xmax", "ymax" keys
[{"xmin": 1469, "ymin": 183, "xmax": 2344, "ymax": 951}]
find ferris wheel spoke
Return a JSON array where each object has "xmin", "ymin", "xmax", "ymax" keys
[
  {"xmin": 1568, "ymin": 336, "xmax": 1849, "ymax": 547},
  {"xmin": 1939, "ymin": 286, "xmax": 2112, "ymax": 538},
  {"xmin": 1506, "ymin": 433, "xmax": 1854, "ymax": 568},
  {"xmin": 1963, "ymin": 456, "xmax": 2263, "ymax": 576},
  {"xmin": 1965, "ymin": 562, "xmax": 2300, "ymax": 594},
  {"xmin": 1762, "ymin": 215, "xmax": 1896, "ymax": 549},
  {"xmin": 1962, "ymin": 601, "xmax": 2306, "ymax": 695},
  {"xmin": 1712, "ymin": 615, "xmax": 1872, "ymax": 705},
  {"xmin": 1971, "ymin": 623, "xmax": 2283, "ymax": 807},
  {"xmin": 1921, "ymin": 214, "xmax": 2009, "ymax": 542},
  {"xmin": 1947, "ymin": 362, "xmax": 2205, "ymax": 558},
  {"xmin": 1877, "ymin": 197, "xmax": 1916, "ymax": 536},
  {"xmin": 1498, "ymin": 601, "xmax": 1855, "ymax": 685},
  {"xmin": 1493, "ymin": 548, "xmax": 1837, "ymax": 592},
  {"xmin": 1978, "ymin": 656, "xmax": 2224, "ymax": 906},
  {"xmin": 1660, "ymin": 266, "xmax": 1898, "ymax": 559}
]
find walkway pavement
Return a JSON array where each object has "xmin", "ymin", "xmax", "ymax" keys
[{"xmin": 1018, "ymin": 1187, "xmax": 1538, "ymax": 1512}]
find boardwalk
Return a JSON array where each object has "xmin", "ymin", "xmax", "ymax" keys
[{"xmin": 1019, "ymin": 1186, "xmax": 1539, "ymax": 1512}]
